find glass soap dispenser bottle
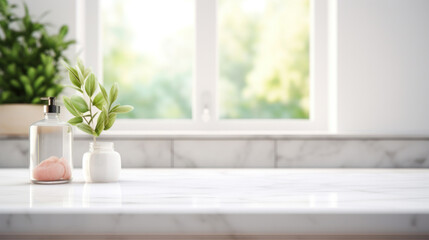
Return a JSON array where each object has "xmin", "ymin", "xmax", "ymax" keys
[{"xmin": 29, "ymin": 97, "xmax": 73, "ymax": 184}]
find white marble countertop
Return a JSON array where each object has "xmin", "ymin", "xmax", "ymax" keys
[{"xmin": 1, "ymin": 168, "xmax": 429, "ymax": 235}]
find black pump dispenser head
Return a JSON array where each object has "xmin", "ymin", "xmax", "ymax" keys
[{"xmin": 41, "ymin": 97, "xmax": 60, "ymax": 113}]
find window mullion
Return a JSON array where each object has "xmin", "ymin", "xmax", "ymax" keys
[
  {"xmin": 83, "ymin": 0, "xmax": 102, "ymax": 83},
  {"xmin": 195, "ymin": 0, "xmax": 217, "ymax": 126}
]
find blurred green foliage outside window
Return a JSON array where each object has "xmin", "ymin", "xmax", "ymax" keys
[
  {"xmin": 219, "ymin": 0, "xmax": 310, "ymax": 119},
  {"xmin": 102, "ymin": 0, "xmax": 309, "ymax": 119},
  {"xmin": 102, "ymin": 0, "xmax": 194, "ymax": 119}
]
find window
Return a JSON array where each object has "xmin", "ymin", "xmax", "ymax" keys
[
  {"xmin": 84, "ymin": 0, "xmax": 330, "ymax": 133},
  {"xmin": 218, "ymin": 0, "xmax": 310, "ymax": 119},
  {"xmin": 101, "ymin": 0, "xmax": 194, "ymax": 119}
]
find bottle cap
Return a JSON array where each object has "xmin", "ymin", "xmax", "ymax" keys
[{"xmin": 41, "ymin": 97, "xmax": 60, "ymax": 113}]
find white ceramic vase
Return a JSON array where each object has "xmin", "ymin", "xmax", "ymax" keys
[{"xmin": 82, "ymin": 142, "xmax": 121, "ymax": 183}]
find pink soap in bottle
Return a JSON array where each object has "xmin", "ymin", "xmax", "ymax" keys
[{"xmin": 29, "ymin": 97, "xmax": 73, "ymax": 184}]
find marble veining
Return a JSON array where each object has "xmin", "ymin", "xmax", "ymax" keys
[
  {"xmin": 173, "ymin": 140, "xmax": 275, "ymax": 168},
  {"xmin": 2, "ymin": 138, "xmax": 429, "ymax": 168},
  {"xmin": 1, "ymin": 139, "xmax": 172, "ymax": 168},
  {"xmin": 0, "ymin": 139, "xmax": 29, "ymax": 168},
  {"xmin": 0, "ymin": 169, "xmax": 429, "ymax": 234},
  {"xmin": 74, "ymin": 140, "xmax": 172, "ymax": 168},
  {"xmin": 277, "ymin": 140, "xmax": 429, "ymax": 168}
]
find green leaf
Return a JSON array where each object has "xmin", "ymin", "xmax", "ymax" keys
[
  {"xmin": 59, "ymin": 25, "xmax": 68, "ymax": 38},
  {"xmin": 109, "ymin": 83, "xmax": 118, "ymax": 107},
  {"xmin": 68, "ymin": 71, "xmax": 80, "ymax": 88},
  {"xmin": 102, "ymin": 106, "xmax": 109, "ymax": 116},
  {"xmin": 71, "ymin": 95, "xmax": 89, "ymax": 113},
  {"xmin": 63, "ymin": 96, "xmax": 80, "ymax": 117},
  {"xmin": 62, "ymin": 60, "xmax": 72, "ymax": 70},
  {"xmin": 93, "ymin": 92, "xmax": 105, "ymax": 110},
  {"xmin": 83, "ymin": 68, "xmax": 91, "ymax": 79},
  {"xmin": 68, "ymin": 116, "xmax": 83, "ymax": 125},
  {"xmin": 19, "ymin": 75, "xmax": 33, "ymax": 96},
  {"xmin": 95, "ymin": 112, "xmax": 105, "ymax": 136},
  {"xmin": 77, "ymin": 58, "xmax": 85, "ymax": 72},
  {"xmin": 1, "ymin": 91, "xmax": 12, "ymax": 101},
  {"xmin": 11, "ymin": 42, "xmax": 19, "ymax": 58},
  {"xmin": 7, "ymin": 64, "xmax": 16, "ymax": 75},
  {"xmin": 76, "ymin": 123, "xmax": 94, "ymax": 135},
  {"xmin": 45, "ymin": 64, "xmax": 54, "ymax": 77},
  {"xmin": 104, "ymin": 113, "xmax": 116, "ymax": 130},
  {"xmin": 85, "ymin": 73, "xmax": 96, "ymax": 97},
  {"xmin": 31, "ymin": 97, "xmax": 40, "ymax": 104},
  {"xmin": 76, "ymin": 65, "xmax": 85, "ymax": 85},
  {"xmin": 110, "ymin": 105, "xmax": 134, "ymax": 114},
  {"xmin": 46, "ymin": 87, "xmax": 56, "ymax": 97},
  {"xmin": 10, "ymin": 79, "xmax": 20, "ymax": 88},
  {"xmin": 41, "ymin": 54, "xmax": 48, "ymax": 65},
  {"xmin": 19, "ymin": 75, "xmax": 30, "ymax": 85},
  {"xmin": 110, "ymin": 105, "xmax": 120, "ymax": 113},
  {"xmin": 34, "ymin": 76, "xmax": 45, "ymax": 89},
  {"xmin": 24, "ymin": 84, "xmax": 33, "ymax": 96},
  {"xmin": 37, "ymin": 86, "xmax": 47, "ymax": 95},
  {"xmin": 28, "ymin": 67, "xmax": 36, "ymax": 80},
  {"xmin": 99, "ymin": 83, "xmax": 108, "ymax": 102},
  {"xmin": 23, "ymin": 3, "xmax": 30, "ymax": 21},
  {"xmin": 62, "ymin": 61, "xmax": 81, "ymax": 88},
  {"xmin": 37, "ymin": 64, "xmax": 43, "ymax": 73}
]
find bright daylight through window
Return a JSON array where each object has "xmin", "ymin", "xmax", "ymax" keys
[
  {"xmin": 101, "ymin": 0, "xmax": 310, "ymax": 121},
  {"xmin": 102, "ymin": 0, "xmax": 194, "ymax": 119}
]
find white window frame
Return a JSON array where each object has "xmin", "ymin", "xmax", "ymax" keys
[{"xmin": 80, "ymin": 0, "xmax": 333, "ymax": 134}]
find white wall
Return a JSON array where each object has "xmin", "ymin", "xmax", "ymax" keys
[
  {"xmin": 337, "ymin": 0, "xmax": 429, "ymax": 134},
  {"xmin": 8, "ymin": 0, "xmax": 429, "ymax": 135}
]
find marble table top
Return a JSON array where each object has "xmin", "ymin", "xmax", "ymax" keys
[{"xmin": 1, "ymin": 168, "xmax": 429, "ymax": 235}]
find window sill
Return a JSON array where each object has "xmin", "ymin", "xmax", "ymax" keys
[
  {"xmin": 2, "ymin": 131, "xmax": 429, "ymax": 140},
  {"xmin": 71, "ymin": 131, "xmax": 429, "ymax": 140}
]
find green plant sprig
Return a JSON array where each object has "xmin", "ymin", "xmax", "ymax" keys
[{"xmin": 62, "ymin": 60, "xmax": 133, "ymax": 142}]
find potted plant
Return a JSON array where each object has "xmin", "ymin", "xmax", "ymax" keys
[
  {"xmin": 62, "ymin": 60, "xmax": 133, "ymax": 183},
  {"xmin": 0, "ymin": 0, "xmax": 75, "ymax": 135}
]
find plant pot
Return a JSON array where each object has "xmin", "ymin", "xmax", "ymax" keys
[
  {"xmin": 82, "ymin": 142, "xmax": 121, "ymax": 183},
  {"xmin": 0, "ymin": 104, "xmax": 44, "ymax": 136}
]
